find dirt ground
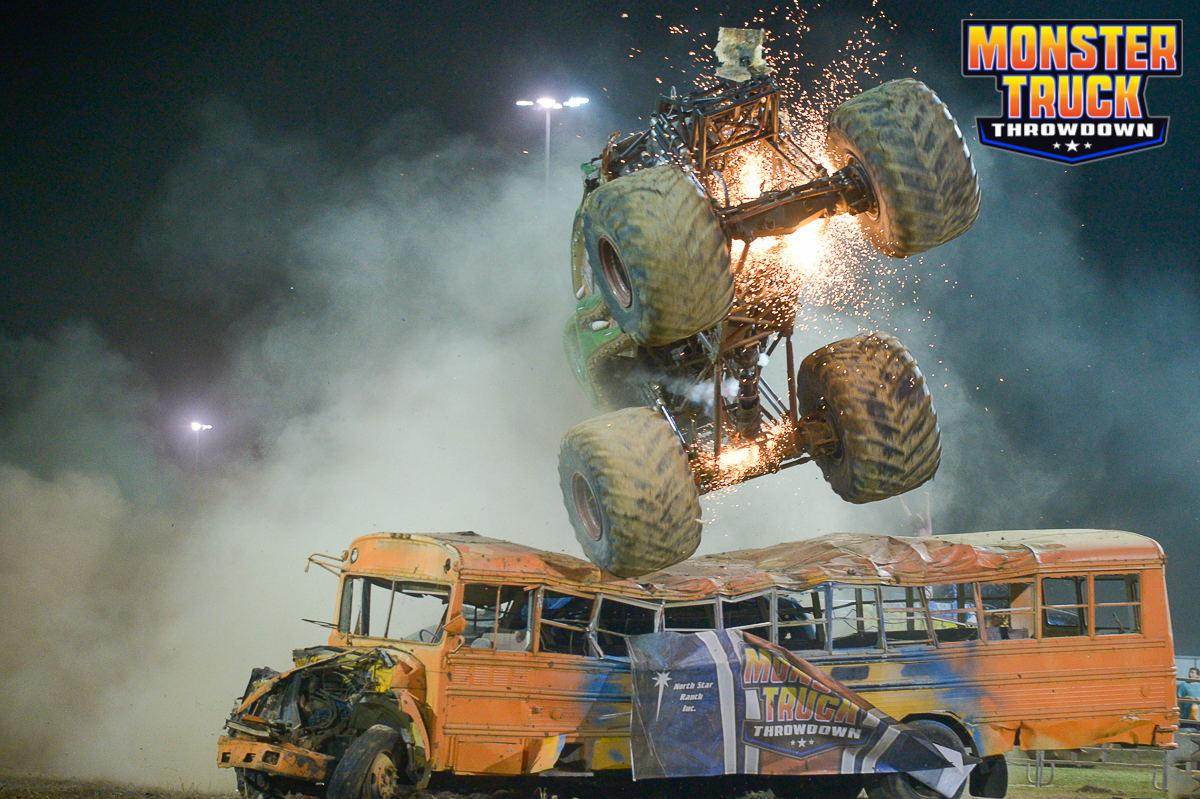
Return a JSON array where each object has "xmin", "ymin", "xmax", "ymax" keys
[{"xmin": 0, "ymin": 766, "xmax": 1168, "ymax": 799}]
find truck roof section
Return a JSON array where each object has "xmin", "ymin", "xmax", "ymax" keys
[{"xmin": 344, "ymin": 529, "xmax": 1163, "ymax": 602}]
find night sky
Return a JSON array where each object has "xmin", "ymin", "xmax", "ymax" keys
[{"xmin": 1, "ymin": 0, "xmax": 1198, "ymax": 785}]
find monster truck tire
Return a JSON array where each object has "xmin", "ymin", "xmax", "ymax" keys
[
  {"xmin": 867, "ymin": 719, "xmax": 969, "ymax": 799},
  {"xmin": 558, "ymin": 406, "xmax": 701, "ymax": 577},
  {"xmin": 328, "ymin": 725, "xmax": 408, "ymax": 799},
  {"xmin": 827, "ymin": 79, "xmax": 980, "ymax": 257},
  {"xmin": 570, "ymin": 202, "xmax": 589, "ymax": 296},
  {"xmin": 798, "ymin": 332, "xmax": 940, "ymax": 503},
  {"xmin": 581, "ymin": 164, "xmax": 733, "ymax": 346}
]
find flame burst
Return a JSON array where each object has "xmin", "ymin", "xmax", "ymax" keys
[{"xmin": 694, "ymin": 418, "xmax": 796, "ymax": 491}]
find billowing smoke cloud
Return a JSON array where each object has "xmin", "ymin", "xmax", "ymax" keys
[
  {"xmin": 0, "ymin": 325, "xmax": 188, "ymax": 768},
  {"xmin": 913, "ymin": 136, "xmax": 1200, "ymax": 644}
]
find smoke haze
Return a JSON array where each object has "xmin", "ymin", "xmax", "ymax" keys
[{"xmin": 2, "ymin": 6, "xmax": 1198, "ymax": 791}]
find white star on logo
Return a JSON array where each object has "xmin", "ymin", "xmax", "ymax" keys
[
  {"xmin": 653, "ymin": 671, "xmax": 671, "ymax": 720},
  {"xmin": 1053, "ymin": 142, "xmax": 1061, "ymax": 149},
  {"xmin": 1066, "ymin": 140, "xmax": 1080, "ymax": 152}
]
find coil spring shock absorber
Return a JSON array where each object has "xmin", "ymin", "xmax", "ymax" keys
[{"xmin": 732, "ymin": 344, "xmax": 761, "ymax": 439}]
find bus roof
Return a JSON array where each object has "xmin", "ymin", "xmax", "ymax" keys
[{"xmin": 346, "ymin": 529, "xmax": 1163, "ymax": 601}]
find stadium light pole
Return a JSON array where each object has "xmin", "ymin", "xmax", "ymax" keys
[
  {"xmin": 191, "ymin": 421, "xmax": 212, "ymax": 467},
  {"xmin": 516, "ymin": 96, "xmax": 589, "ymax": 190}
]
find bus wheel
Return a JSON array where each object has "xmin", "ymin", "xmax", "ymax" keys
[
  {"xmin": 868, "ymin": 719, "xmax": 968, "ymax": 799},
  {"xmin": 558, "ymin": 407, "xmax": 702, "ymax": 577},
  {"xmin": 328, "ymin": 725, "xmax": 411, "ymax": 799},
  {"xmin": 798, "ymin": 333, "xmax": 940, "ymax": 503}
]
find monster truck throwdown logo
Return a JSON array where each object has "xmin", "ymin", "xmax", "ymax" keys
[{"xmin": 962, "ymin": 20, "xmax": 1181, "ymax": 163}]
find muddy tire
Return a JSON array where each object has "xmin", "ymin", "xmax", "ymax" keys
[
  {"xmin": 867, "ymin": 719, "xmax": 968, "ymax": 799},
  {"xmin": 328, "ymin": 725, "xmax": 408, "ymax": 799},
  {"xmin": 558, "ymin": 406, "xmax": 701, "ymax": 577},
  {"xmin": 581, "ymin": 165, "xmax": 733, "ymax": 347},
  {"xmin": 827, "ymin": 79, "xmax": 980, "ymax": 257},
  {"xmin": 570, "ymin": 203, "xmax": 589, "ymax": 296},
  {"xmin": 798, "ymin": 333, "xmax": 940, "ymax": 503}
]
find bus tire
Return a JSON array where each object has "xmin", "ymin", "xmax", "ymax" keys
[
  {"xmin": 868, "ymin": 719, "xmax": 969, "ymax": 799},
  {"xmin": 558, "ymin": 407, "xmax": 702, "ymax": 577},
  {"xmin": 827, "ymin": 79, "xmax": 980, "ymax": 257},
  {"xmin": 581, "ymin": 164, "xmax": 733, "ymax": 346},
  {"xmin": 970, "ymin": 754, "xmax": 1008, "ymax": 799},
  {"xmin": 327, "ymin": 725, "xmax": 409, "ymax": 799},
  {"xmin": 798, "ymin": 333, "xmax": 940, "ymax": 503}
]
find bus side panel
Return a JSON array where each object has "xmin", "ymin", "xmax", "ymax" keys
[{"xmin": 442, "ymin": 649, "xmax": 631, "ymax": 774}]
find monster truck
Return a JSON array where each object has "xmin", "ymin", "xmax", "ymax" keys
[{"xmin": 560, "ymin": 29, "xmax": 980, "ymax": 577}]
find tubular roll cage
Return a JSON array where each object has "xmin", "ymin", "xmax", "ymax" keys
[{"xmin": 590, "ymin": 76, "xmax": 880, "ymax": 492}]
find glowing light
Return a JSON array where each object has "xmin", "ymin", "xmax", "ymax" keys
[
  {"xmin": 564, "ymin": 97, "xmax": 589, "ymax": 107},
  {"xmin": 190, "ymin": 421, "xmax": 212, "ymax": 432},
  {"xmin": 515, "ymin": 100, "xmax": 534, "ymax": 106},
  {"xmin": 536, "ymin": 97, "xmax": 558, "ymax": 109}
]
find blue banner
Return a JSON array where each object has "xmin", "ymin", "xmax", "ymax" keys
[{"xmin": 627, "ymin": 630, "xmax": 972, "ymax": 795}]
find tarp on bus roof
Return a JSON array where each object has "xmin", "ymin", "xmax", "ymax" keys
[{"xmin": 641, "ymin": 529, "xmax": 1162, "ymax": 598}]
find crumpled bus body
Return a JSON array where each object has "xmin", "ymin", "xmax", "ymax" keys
[{"xmin": 217, "ymin": 529, "xmax": 1177, "ymax": 798}]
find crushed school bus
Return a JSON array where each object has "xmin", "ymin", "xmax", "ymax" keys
[{"xmin": 217, "ymin": 529, "xmax": 1177, "ymax": 799}]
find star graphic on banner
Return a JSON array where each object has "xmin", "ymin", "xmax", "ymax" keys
[
  {"xmin": 653, "ymin": 671, "xmax": 671, "ymax": 720},
  {"xmin": 1053, "ymin": 142, "xmax": 1061, "ymax": 149},
  {"xmin": 1066, "ymin": 140, "xmax": 1080, "ymax": 152},
  {"xmin": 1084, "ymin": 142, "xmax": 1092, "ymax": 149}
]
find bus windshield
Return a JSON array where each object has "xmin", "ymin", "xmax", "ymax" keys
[{"xmin": 338, "ymin": 576, "xmax": 449, "ymax": 642}]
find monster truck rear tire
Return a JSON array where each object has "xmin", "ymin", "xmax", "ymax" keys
[
  {"xmin": 867, "ymin": 719, "xmax": 969, "ymax": 799},
  {"xmin": 827, "ymin": 79, "xmax": 980, "ymax": 257},
  {"xmin": 328, "ymin": 725, "xmax": 409, "ymax": 799},
  {"xmin": 559, "ymin": 406, "xmax": 702, "ymax": 577},
  {"xmin": 798, "ymin": 333, "xmax": 940, "ymax": 503},
  {"xmin": 581, "ymin": 164, "xmax": 733, "ymax": 346}
]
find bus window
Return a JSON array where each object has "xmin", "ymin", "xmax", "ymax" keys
[
  {"xmin": 777, "ymin": 589, "xmax": 826, "ymax": 652},
  {"xmin": 1042, "ymin": 576, "xmax": 1089, "ymax": 637},
  {"xmin": 1094, "ymin": 574, "xmax": 1141, "ymax": 635},
  {"xmin": 496, "ymin": 586, "xmax": 532, "ymax": 650},
  {"xmin": 722, "ymin": 594, "xmax": 771, "ymax": 640},
  {"xmin": 461, "ymin": 584, "xmax": 530, "ymax": 650},
  {"xmin": 539, "ymin": 590, "xmax": 594, "ymax": 657},
  {"xmin": 830, "ymin": 586, "xmax": 880, "ymax": 650},
  {"xmin": 596, "ymin": 596, "xmax": 656, "ymax": 659},
  {"xmin": 664, "ymin": 601, "xmax": 716, "ymax": 632},
  {"xmin": 928, "ymin": 583, "xmax": 980, "ymax": 643},
  {"xmin": 882, "ymin": 586, "xmax": 934, "ymax": 647},
  {"xmin": 981, "ymin": 582, "xmax": 1035, "ymax": 640}
]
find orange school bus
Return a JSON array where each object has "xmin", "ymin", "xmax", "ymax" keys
[{"xmin": 217, "ymin": 529, "xmax": 1177, "ymax": 799}]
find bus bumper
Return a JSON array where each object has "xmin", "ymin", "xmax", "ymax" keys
[{"xmin": 216, "ymin": 735, "xmax": 334, "ymax": 781}]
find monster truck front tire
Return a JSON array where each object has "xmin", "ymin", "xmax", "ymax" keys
[
  {"xmin": 827, "ymin": 79, "xmax": 980, "ymax": 257},
  {"xmin": 581, "ymin": 164, "xmax": 733, "ymax": 347},
  {"xmin": 798, "ymin": 333, "xmax": 940, "ymax": 503},
  {"xmin": 558, "ymin": 407, "xmax": 702, "ymax": 577}
]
